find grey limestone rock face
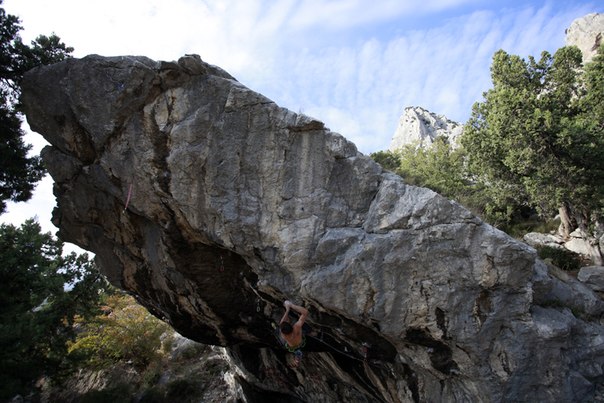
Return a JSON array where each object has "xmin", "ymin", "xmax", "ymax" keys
[
  {"xmin": 21, "ymin": 54, "xmax": 604, "ymax": 402},
  {"xmin": 579, "ymin": 266, "xmax": 604, "ymax": 293},
  {"xmin": 566, "ymin": 13, "xmax": 604, "ymax": 64},
  {"xmin": 388, "ymin": 106, "xmax": 462, "ymax": 151},
  {"xmin": 523, "ymin": 232, "xmax": 565, "ymax": 250}
]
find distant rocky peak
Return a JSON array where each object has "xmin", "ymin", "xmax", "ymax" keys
[
  {"xmin": 388, "ymin": 105, "xmax": 462, "ymax": 151},
  {"xmin": 566, "ymin": 12, "xmax": 604, "ymax": 64}
]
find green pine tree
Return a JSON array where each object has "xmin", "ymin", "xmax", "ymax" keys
[
  {"xmin": 462, "ymin": 45, "xmax": 604, "ymax": 243},
  {"xmin": 0, "ymin": 1, "xmax": 73, "ymax": 213},
  {"xmin": 0, "ymin": 220, "xmax": 108, "ymax": 399}
]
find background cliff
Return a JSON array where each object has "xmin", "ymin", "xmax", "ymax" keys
[{"xmin": 20, "ymin": 53, "xmax": 604, "ymax": 402}]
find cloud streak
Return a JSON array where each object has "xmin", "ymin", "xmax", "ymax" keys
[{"xmin": 257, "ymin": 2, "xmax": 597, "ymax": 152}]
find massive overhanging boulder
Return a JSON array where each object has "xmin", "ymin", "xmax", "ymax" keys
[{"xmin": 21, "ymin": 54, "xmax": 604, "ymax": 402}]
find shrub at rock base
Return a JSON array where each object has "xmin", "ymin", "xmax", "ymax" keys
[{"xmin": 536, "ymin": 245, "xmax": 583, "ymax": 271}]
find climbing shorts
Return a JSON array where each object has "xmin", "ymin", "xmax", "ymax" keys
[{"xmin": 284, "ymin": 336, "xmax": 306, "ymax": 353}]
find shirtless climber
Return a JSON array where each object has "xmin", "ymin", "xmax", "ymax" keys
[{"xmin": 279, "ymin": 300, "xmax": 308, "ymax": 367}]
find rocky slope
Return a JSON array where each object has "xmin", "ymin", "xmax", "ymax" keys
[
  {"xmin": 566, "ymin": 12, "xmax": 603, "ymax": 63},
  {"xmin": 21, "ymin": 54, "xmax": 604, "ymax": 402},
  {"xmin": 44, "ymin": 336, "xmax": 241, "ymax": 403},
  {"xmin": 388, "ymin": 106, "xmax": 461, "ymax": 151}
]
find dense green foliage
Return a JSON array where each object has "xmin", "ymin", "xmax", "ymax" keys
[
  {"xmin": 536, "ymin": 245, "xmax": 583, "ymax": 272},
  {"xmin": 0, "ymin": 221, "xmax": 191, "ymax": 400},
  {"xmin": 371, "ymin": 139, "xmax": 527, "ymax": 226},
  {"xmin": 370, "ymin": 150, "xmax": 402, "ymax": 173},
  {"xmin": 0, "ymin": 220, "xmax": 108, "ymax": 399},
  {"xmin": 61, "ymin": 294, "xmax": 221, "ymax": 403},
  {"xmin": 575, "ymin": 45, "xmax": 604, "ymax": 220},
  {"xmin": 0, "ymin": 1, "xmax": 73, "ymax": 213},
  {"xmin": 67, "ymin": 294, "xmax": 172, "ymax": 370},
  {"xmin": 381, "ymin": 137, "xmax": 467, "ymax": 195},
  {"xmin": 371, "ymin": 138, "xmax": 474, "ymax": 203},
  {"xmin": 462, "ymin": 45, "xmax": 604, "ymax": 231}
]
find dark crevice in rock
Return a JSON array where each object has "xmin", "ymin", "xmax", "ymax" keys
[
  {"xmin": 329, "ymin": 352, "xmax": 386, "ymax": 402},
  {"xmin": 401, "ymin": 363, "xmax": 420, "ymax": 403},
  {"xmin": 474, "ymin": 289, "xmax": 492, "ymax": 326},
  {"xmin": 164, "ymin": 230, "xmax": 260, "ymax": 345},
  {"xmin": 435, "ymin": 307, "xmax": 448, "ymax": 339},
  {"xmin": 303, "ymin": 301, "xmax": 397, "ymax": 362},
  {"xmin": 405, "ymin": 327, "xmax": 459, "ymax": 375},
  {"xmin": 151, "ymin": 123, "xmax": 172, "ymax": 196},
  {"xmin": 235, "ymin": 373, "xmax": 304, "ymax": 403},
  {"xmin": 228, "ymin": 346, "xmax": 305, "ymax": 402}
]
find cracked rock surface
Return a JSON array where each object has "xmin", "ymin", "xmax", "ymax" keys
[{"xmin": 22, "ymin": 54, "xmax": 604, "ymax": 402}]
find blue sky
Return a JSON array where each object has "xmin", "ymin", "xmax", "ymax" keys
[{"xmin": 2, "ymin": 0, "xmax": 603, "ymax": 236}]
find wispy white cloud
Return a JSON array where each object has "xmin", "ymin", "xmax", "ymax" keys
[
  {"xmin": 249, "ymin": 2, "xmax": 597, "ymax": 153},
  {"xmin": 287, "ymin": 0, "xmax": 481, "ymax": 31}
]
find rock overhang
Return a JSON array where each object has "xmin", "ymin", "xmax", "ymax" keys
[{"xmin": 21, "ymin": 53, "xmax": 604, "ymax": 402}]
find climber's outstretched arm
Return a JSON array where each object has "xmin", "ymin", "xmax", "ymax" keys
[
  {"xmin": 284, "ymin": 300, "xmax": 308, "ymax": 327},
  {"xmin": 279, "ymin": 301, "xmax": 291, "ymax": 324}
]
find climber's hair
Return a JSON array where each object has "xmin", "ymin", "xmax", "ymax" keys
[{"xmin": 280, "ymin": 322, "xmax": 293, "ymax": 335}]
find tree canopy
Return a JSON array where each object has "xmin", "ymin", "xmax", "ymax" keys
[
  {"xmin": 372, "ymin": 138, "xmax": 469, "ymax": 197},
  {"xmin": 67, "ymin": 293, "xmax": 171, "ymax": 370},
  {"xmin": 0, "ymin": 220, "xmax": 108, "ymax": 399},
  {"xmin": 0, "ymin": 1, "xmax": 73, "ymax": 214},
  {"xmin": 461, "ymin": 45, "xmax": 604, "ymax": 235},
  {"xmin": 371, "ymin": 139, "xmax": 527, "ymax": 226}
]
